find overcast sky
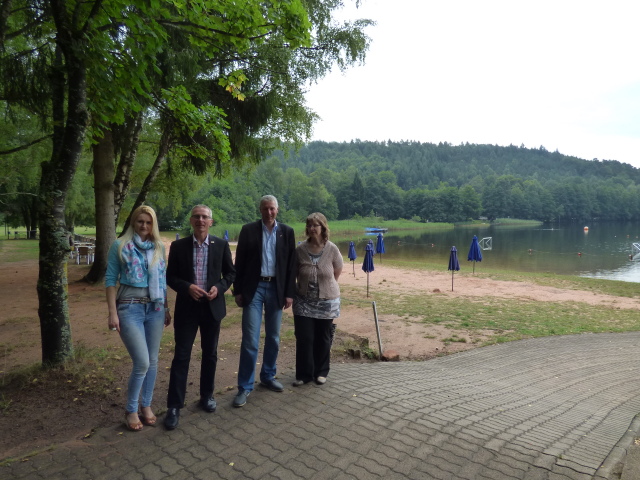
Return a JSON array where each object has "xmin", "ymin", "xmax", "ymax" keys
[{"xmin": 304, "ymin": 0, "xmax": 640, "ymax": 168}]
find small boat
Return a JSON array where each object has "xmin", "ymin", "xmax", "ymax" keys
[{"xmin": 365, "ymin": 227, "xmax": 388, "ymax": 233}]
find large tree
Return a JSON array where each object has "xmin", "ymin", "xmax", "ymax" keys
[
  {"xmin": 82, "ymin": 0, "xmax": 372, "ymax": 283},
  {"xmin": 1, "ymin": 0, "xmax": 312, "ymax": 366}
]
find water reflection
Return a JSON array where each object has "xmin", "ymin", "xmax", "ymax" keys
[{"xmin": 336, "ymin": 222, "xmax": 640, "ymax": 283}]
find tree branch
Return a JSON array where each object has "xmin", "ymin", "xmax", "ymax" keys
[
  {"xmin": 0, "ymin": 135, "xmax": 53, "ymax": 155},
  {"xmin": 157, "ymin": 19, "xmax": 274, "ymax": 42}
]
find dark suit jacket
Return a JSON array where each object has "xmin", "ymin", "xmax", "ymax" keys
[
  {"xmin": 167, "ymin": 235, "xmax": 235, "ymax": 322},
  {"xmin": 233, "ymin": 220, "xmax": 296, "ymax": 308}
]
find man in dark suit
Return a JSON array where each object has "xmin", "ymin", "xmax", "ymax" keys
[
  {"xmin": 164, "ymin": 204, "xmax": 235, "ymax": 430},
  {"xmin": 233, "ymin": 195, "xmax": 296, "ymax": 407}
]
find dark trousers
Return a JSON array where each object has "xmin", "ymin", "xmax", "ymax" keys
[
  {"xmin": 167, "ymin": 301, "xmax": 220, "ymax": 408},
  {"xmin": 293, "ymin": 315, "xmax": 333, "ymax": 382}
]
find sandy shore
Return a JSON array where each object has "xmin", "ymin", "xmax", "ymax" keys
[{"xmin": 333, "ymin": 263, "xmax": 640, "ymax": 359}]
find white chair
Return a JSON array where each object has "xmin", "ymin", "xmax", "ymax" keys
[{"xmin": 76, "ymin": 246, "xmax": 94, "ymax": 264}]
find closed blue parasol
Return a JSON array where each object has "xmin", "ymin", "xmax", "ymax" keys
[
  {"xmin": 467, "ymin": 235, "xmax": 482, "ymax": 273},
  {"xmin": 223, "ymin": 230, "xmax": 229, "ymax": 241},
  {"xmin": 376, "ymin": 233, "xmax": 385, "ymax": 262},
  {"xmin": 362, "ymin": 243, "xmax": 375, "ymax": 297},
  {"xmin": 448, "ymin": 246, "xmax": 460, "ymax": 291},
  {"xmin": 348, "ymin": 241, "xmax": 357, "ymax": 276}
]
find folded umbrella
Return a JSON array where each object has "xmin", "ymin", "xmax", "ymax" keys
[
  {"xmin": 467, "ymin": 235, "xmax": 482, "ymax": 274},
  {"xmin": 376, "ymin": 233, "xmax": 385, "ymax": 263},
  {"xmin": 362, "ymin": 243, "xmax": 375, "ymax": 297},
  {"xmin": 348, "ymin": 241, "xmax": 357, "ymax": 276},
  {"xmin": 448, "ymin": 246, "xmax": 460, "ymax": 291}
]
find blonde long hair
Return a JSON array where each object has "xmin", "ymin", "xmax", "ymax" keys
[{"xmin": 118, "ymin": 205, "xmax": 165, "ymax": 266}]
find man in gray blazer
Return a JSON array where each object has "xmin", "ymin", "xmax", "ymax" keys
[
  {"xmin": 233, "ymin": 195, "xmax": 296, "ymax": 407},
  {"xmin": 164, "ymin": 205, "xmax": 235, "ymax": 430}
]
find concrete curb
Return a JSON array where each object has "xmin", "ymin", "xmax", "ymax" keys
[{"xmin": 596, "ymin": 413, "xmax": 640, "ymax": 479}]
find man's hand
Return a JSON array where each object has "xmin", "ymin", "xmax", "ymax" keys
[
  {"xmin": 235, "ymin": 294, "xmax": 243, "ymax": 308},
  {"xmin": 284, "ymin": 297, "xmax": 293, "ymax": 309},
  {"xmin": 207, "ymin": 286, "xmax": 218, "ymax": 300},
  {"xmin": 188, "ymin": 284, "xmax": 208, "ymax": 301}
]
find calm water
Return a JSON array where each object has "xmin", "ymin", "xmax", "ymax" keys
[{"xmin": 336, "ymin": 222, "xmax": 640, "ymax": 283}]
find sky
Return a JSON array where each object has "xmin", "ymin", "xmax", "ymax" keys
[{"xmin": 304, "ymin": 0, "xmax": 640, "ymax": 168}]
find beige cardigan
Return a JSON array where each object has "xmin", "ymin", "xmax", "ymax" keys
[{"xmin": 294, "ymin": 241, "xmax": 343, "ymax": 300}]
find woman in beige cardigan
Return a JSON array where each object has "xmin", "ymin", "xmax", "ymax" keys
[{"xmin": 292, "ymin": 212, "xmax": 343, "ymax": 386}]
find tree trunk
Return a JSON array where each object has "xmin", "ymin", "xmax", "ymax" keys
[
  {"xmin": 113, "ymin": 114, "xmax": 144, "ymax": 223},
  {"xmin": 82, "ymin": 131, "xmax": 116, "ymax": 283},
  {"xmin": 120, "ymin": 126, "xmax": 173, "ymax": 233},
  {"xmin": 37, "ymin": 42, "xmax": 88, "ymax": 367},
  {"xmin": 83, "ymin": 115, "xmax": 144, "ymax": 282}
]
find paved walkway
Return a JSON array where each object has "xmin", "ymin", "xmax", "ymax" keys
[{"xmin": 5, "ymin": 332, "xmax": 640, "ymax": 480}]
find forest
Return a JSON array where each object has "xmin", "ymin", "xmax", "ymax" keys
[
  {"xmin": 5, "ymin": 139, "xmax": 640, "ymax": 234},
  {"xmin": 103, "ymin": 139, "xmax": 640, "ymax": 226}
]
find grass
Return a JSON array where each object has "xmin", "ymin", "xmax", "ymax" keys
[
  {"xmin": 347, "ymin": 283, "xmax": 640, "ymax": 348},
  {"xmin": 0, "ymin": 238, "xmax": 40, "ymax": 262},
  {"xmin": 0, "ymin": 342, "xmax": 122, "ymax": 399}
]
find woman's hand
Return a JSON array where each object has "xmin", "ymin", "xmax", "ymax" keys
[
  {"xmin": 164, "ymin": 309, "xmax": 172, "ymax": 326},
  {"xmin": 108, "ymin": 311, "xmax": 120, "ymax": 332}
]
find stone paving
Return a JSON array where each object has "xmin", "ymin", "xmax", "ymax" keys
[{"xmin": 4, "ymin": 331, "xmax": 640, "ymax": 480}]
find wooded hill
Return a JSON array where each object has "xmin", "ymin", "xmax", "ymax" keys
[
  {"xmin": 143, "ymin": 140, "xmax": 640, "ymax": 226},
  {"xmin": 252, "ymin": 140, "xmax": 640, "ymax": 223}
]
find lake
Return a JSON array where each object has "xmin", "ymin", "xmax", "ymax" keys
[{"xmin": 335, "ymin": 222, "xmax": 640, "ymax": 283}]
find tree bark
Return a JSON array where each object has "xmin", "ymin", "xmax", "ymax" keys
[
  {"xmin": 120, "ymin": 125, "xmax": 173, "ymax": 233},
  {"xmin": 83, "ymin": 114, "xmax": 144, "ymax": 282},
  {"xmin": 113, "ymin": 114, "xmax": 144, "ymax": 223},
  {"xmin": 37, "ymin": 33, "xmax": 88, "ymax": 366},
  {"xmin": 82, "ymin": 131, "xmax": 116, "ymax": 283}
]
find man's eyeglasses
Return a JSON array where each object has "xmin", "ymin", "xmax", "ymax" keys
[{"xmin": 191, "ymin": 215, "xmax": 211, "ymax": 220}]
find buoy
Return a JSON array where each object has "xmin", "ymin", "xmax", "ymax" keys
[{"xmin": 584, "ymin": 226, "xmax": 589, "ymax": 231}]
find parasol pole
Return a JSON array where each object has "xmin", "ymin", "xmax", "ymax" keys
[
  {"xmin": 366, "ymin": 271, "xmax": 370, "ymax": 297},
  {"xmin": 451, "ymin": 270, "xmax": 454, "ymax": 291}
]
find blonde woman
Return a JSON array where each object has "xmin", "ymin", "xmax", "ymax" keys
[
  {"xmin": 292, "ymin": 212, "xmax": 343, "ymax": 386},
  {"xmin": 106, "ymin": 206, "xmax": 171, "ymax": 431}
]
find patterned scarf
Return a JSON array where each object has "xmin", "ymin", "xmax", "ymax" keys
[{"xmin": 121, "ymin": 234, "xmax": 166, "ymax": 310}]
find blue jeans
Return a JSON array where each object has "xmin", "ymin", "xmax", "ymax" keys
[
  {"xmin": 117, "ymin": 302, "xmax": 165, "ymax": 413},
  {"xmin": 237, "ymin": 281, "xmax": 283, "ymax": 392}
]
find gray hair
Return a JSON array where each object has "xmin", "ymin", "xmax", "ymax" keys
[
  {"xmin": 191, "ymin": 204, "xmax": 212, "ymax": 218},
  {"xmin": 259, "ymin": 195, "xmax": 278, "ymax": 209}
]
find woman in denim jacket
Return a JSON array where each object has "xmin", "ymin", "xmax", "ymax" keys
[
  {"xmin": 106, "ymin": 205, "xmax": 171, "ymax": 431},
  {"xmin": 292, "ymin": 212, "xmax": 343, "ymax": 387}
]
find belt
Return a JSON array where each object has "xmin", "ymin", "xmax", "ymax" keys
[
  {"xmin": 259, "ymin": 276, "xmax": 276, "ymax": 282},
  {"xmin": 117, "ymin": 297, "xmax": 151, "ymax": 305}
]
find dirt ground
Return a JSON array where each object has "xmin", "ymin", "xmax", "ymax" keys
[{"xmin": 2, "ymin": 247, "xmax": 640, "ymax": 461}]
